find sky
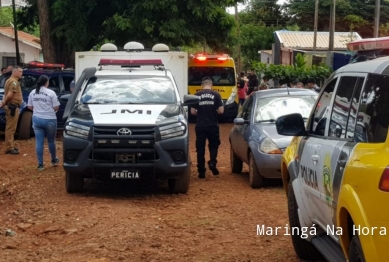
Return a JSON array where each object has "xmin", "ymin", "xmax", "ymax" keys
[{"xmin": 227, "ymin": 0, "xmax": 287, "ymax": 14}]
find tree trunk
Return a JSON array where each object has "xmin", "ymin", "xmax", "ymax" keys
[{"xmin": 37, "ymin": 0, "xmax": 56, "ymax": 63}]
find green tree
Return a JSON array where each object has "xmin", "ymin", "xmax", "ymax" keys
[
  {"xmin": 283, "ymin": 0, "xmax": 389, "ymax": 38},
  {"xmin": 0, "ymin": 7, "xmax": 13, "ymax": 27},
  {"xmin": 18, "ymin": 0, "xmax": 242, "ymax": 66}
]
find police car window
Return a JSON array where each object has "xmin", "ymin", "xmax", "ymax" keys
[
  {"xmin": 63, "ymin": 76, "xmax": 74, "ymax": 93},
  {"xmin": 310, "ymin": 78, "xmax": 337, "ymax": 136},
  {"xmin": 242, "ymin": 96, "xmax": 253, "ymax": 121},
  {"xmin": 81, "ymin": 76, "xmax": 176, "ymax": 104},
  {"xmin": 20, "ymin": 75, "xmax": 38, "ymax": 91},
  {"xmin": 48, "ymin": 76, "xmax": 60, "ymax": 94},
  {"xmin": 188, "ymin": 67, "xmax": 236, "ymax": 86},
  {"xmin": 328, "ymin": 76, "xmax": 359, "ymax": 138},
  {"xmin": 356, "ymin": 74, "xmax": 389, "ymax": 143}
]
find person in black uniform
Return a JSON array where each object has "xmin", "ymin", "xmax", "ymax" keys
[{"xmin": 191, "ymin": 77, "xmax": 224, "ymax": 179}]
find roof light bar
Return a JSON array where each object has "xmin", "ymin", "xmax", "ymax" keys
[
  {"xmin": 98, "ymin": 59, "xmax": 164, "ymax": 67},
  {"xmin": 27, "ymin": 61, "xmax": 65, "ymax": 69},
  {"xmin": 347, "ymin": 37, "xmax": 389, "ymax": 52}
]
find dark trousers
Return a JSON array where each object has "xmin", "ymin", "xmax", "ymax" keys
[{"xmin": 195, "ymin": 126, "xmax": 220, "ymax": 173}]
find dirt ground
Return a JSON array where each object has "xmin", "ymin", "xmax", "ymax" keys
[{"xmin": 0, "ymin": 123, "xmax": 301, "ymax": 262}]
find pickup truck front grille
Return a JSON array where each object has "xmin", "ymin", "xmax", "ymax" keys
[{"xmin": 90, "ymin": 126, "xmax": 158, "ymax": 163}]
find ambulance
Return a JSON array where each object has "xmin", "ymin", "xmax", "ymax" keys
[
  {"xmin": 187, "ymin": 53, "xmax": 239, "ymax": 122},
  {"xmin": 347, "ymin": 36, "xmax": 389, "ymax": 63}
]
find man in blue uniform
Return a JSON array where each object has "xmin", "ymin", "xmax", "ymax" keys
[{"xmin": 190, "ymin": 77, "xmax": 224, "ymax": 179}]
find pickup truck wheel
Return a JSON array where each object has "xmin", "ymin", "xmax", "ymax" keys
[
  {"xmin": 230, "ymin": 145, "xmax": 243, "ymax": 173},
  {"xmin": 66, "ymin": 172, "xmax": 84, "ymax": 193},
  {"xmin": 288, "ymin": 181, "xmax": 323, "ymax": 260},
  {"xmin": 168, "ymin": 162, "xmax": 191, "ymax": 194},
  {"xmin": 349, "ymin": 235, "xmax": 366, "ymax": 262},
  {"xmin": 249, "ymin": 152, "xmax": 264, "ymax": 188},
  {"xmin": 17, "ymin": 111, "xmax": 32, "ymax": 140}
]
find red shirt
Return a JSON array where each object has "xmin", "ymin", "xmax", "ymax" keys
[{"xmin": 238, "ymin": 81, "xmax": 248, "ymax": 99}]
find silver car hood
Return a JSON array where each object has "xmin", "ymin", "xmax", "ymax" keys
[{"xmin": 256, "ymin": 124, "xmax": 293, "ymax": 150}]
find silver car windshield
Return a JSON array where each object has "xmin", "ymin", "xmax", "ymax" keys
[
  {"xmin": 81, "ymin": 76, "xmax": 176, "ymax": 104},
  {"xmin": 254, "ymin": 95, "xmax": 317, "ymax": 123}
]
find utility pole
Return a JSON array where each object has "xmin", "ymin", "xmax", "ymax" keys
[
  {"xmin": 374, "ymin": 0, "xmax": 380, "ymax": 37},
  {"xmin": 313, "ymin": 0, "xmax": 319, "ymax": 51},
  {"xmin": 12, "ymin": 0, "xmax": 21, "ymax": 65},
  {"xmin": 328, "ymin": 0, "xmax": 336, "ymax": 51},
  {"xmin": 235, "ymin": 3, "xmax": 241, "ymax": 73}
]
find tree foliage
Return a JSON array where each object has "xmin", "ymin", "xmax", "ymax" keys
[
  {"xmin": 282, "ymin": 0, "xmax": 389, "ymax": 38},
  {"xmin": 17, "ymin": 0, "xmax": 241, "ymax": 66},
  {"xmin": 0, "ymin": 7, "xmax": 13, "ymax": 27}
]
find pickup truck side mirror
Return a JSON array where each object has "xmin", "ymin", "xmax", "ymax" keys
[
  {"xmin": 182, "ymin": 94, "xmax": 200, "ymax": 106},
  {"xmin": 276, "ymin": 113, "xmax": 307, "ymax": 136}
]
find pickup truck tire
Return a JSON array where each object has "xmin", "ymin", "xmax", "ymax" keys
[
  {"xmin": 249, "ymin": 152, "xmax": 264, "ymax": 188},
  {"xmin": 17, "ymin": 111, "xmax": 32, "ymax": 140},
  {"xmin": 66, "ymin": 172, "xmax": 84, "ymax": 193},
  {"xmin": 230, "ymin": 145, "xmax": 243, "ymax": 173},
  {"xmin": 349, "ymin": 235, "xmax": 366, "ymax": 262},
  {"xmin": 288, "ymin": 181, "xmax": 323, "ymax": 261},
  {"xmin": 168, "ymin": 160, "xmax": 191, "ymax": 194}
]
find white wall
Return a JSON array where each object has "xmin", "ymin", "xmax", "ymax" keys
[
  {"xmin": 0, "ymin": 34, "xmax": 41, "ymax": 66},
  {"xmin": 260, "ymin": 52, "xmax": 273, "ymax": 64}
]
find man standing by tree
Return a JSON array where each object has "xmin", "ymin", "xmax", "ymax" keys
[
  {"xmin": 0, "ymin": 66, "xmax": 23, "ymax": 154},
  {"xmin": 191, "ymin": 77, "xmax": 224, "ymax": 179}
]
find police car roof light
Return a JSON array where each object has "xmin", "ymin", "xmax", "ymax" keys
[
  {"xmin": 27, "ymin": 61, "xmax": 65, "ymax": 69},
  {"xmin": 347, "ymin": 36, "xmax": 389, "ymax": 52},
  {"xmin": 98, "ymin": 59, "xmax": 164, "ymax": 67},
  {"xmin": 100, "ymin": 43, "xmax": 118, "ymax": 52},
  {"xmin": 124, "ymin": 41, "xmax": 145, "ymax": 51}
]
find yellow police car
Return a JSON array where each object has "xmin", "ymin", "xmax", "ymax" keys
[{"xmin": 275, "ymin": 57, "xmax": 389, "ymax": 262}]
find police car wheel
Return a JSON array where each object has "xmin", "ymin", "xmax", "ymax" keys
[
  {"xmin": 168, "ymin": 163, "xmax": 191, "ymax": 194},
  {"xmin": 288, "ymin": 181, "xmax": 323, "ymax": 260},
  {"xmin": 18, "ymin": 111, "xmax": 33, "ymax": 140},
  {"xmin": 349, "ymin": 235, "xmax": 366, "ymax": 262},
  {"xmin": 248, "ymin": 152, "xmax": 264, "ymax": 188},
  {"xmin": 66, "ymin": 172, "xmax": 84, "ymax": 193},
  {"xmin": 230, "ymin": 145, "xmax": 242, "ymax": 173}
]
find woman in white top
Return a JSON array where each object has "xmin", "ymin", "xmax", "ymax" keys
[{"xmin": 27, "ymin": 75, "xmax": 61, "ymax": 171}]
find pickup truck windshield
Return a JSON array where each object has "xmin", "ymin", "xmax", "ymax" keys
[{"xmin": 81, "ymin": 76, "xmax": 177, "ymax": 104}]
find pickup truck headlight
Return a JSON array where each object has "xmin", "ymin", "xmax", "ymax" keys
[
  {"xmin": 65, "ymin": 122, "xmax": 90, "ymax": 139},
  {"xmin": 225, "ymin": 88, "xmax": 237, "ymax": 105},
  {"xmin": 258, "ymin": 137, "xmax": 282, "ymax": 154},
  {"xmin": 159, "ymin": 122, "xmax": 186, "ymax": 140}
]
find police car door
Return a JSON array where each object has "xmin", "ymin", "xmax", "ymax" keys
[
  {"xmin": 321, "ymin": 75, "xmax": 365, "ymax": 232},
  {"xmin": 297, "ymin": 77, "xmax": 338, "ymax": 226},
  {"xmin": 299, "ymin": 75, "xmax": 365, "ymax": 231}
]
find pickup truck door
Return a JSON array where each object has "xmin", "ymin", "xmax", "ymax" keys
[
  {"xmin": 315, "ymin": 76, "xmax": 364, "ymax": 235},
  {"xmin": 62, "ymin": 68, "xmax": 96, "ymax": 123}
]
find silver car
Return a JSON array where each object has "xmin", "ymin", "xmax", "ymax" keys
[{"xmin": 229, "ymin": 88, "xmax": 318, "ymax": 188}]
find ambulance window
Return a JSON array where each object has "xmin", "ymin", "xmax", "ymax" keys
[
  {"xmin": 356, "ymin": 74, "xmax": 389, "ymax": 143},
  {"xmin": 310, "ymin": 78, "xmax": 337, "ymax": 136},
  {"xmin": 328, "ymin": 76, "xmax": 361, "ymax": 139}
]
